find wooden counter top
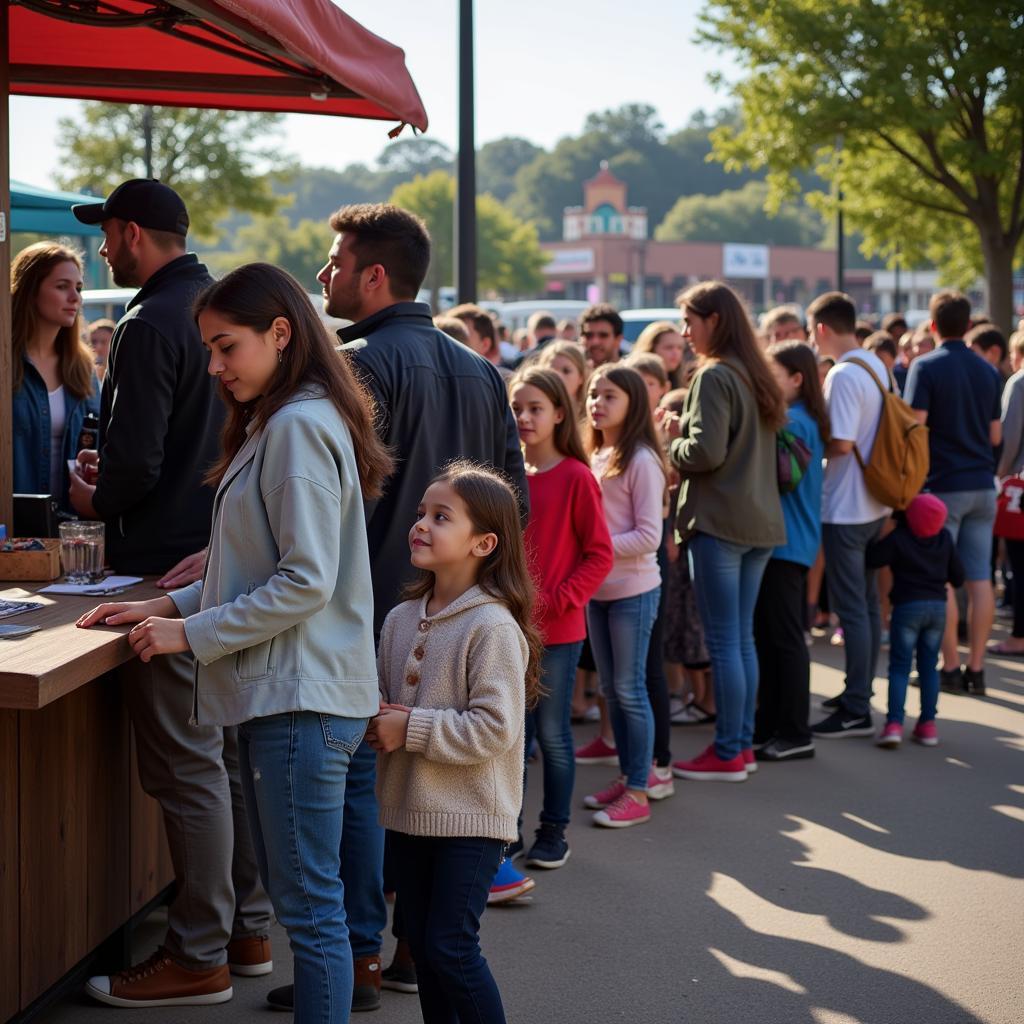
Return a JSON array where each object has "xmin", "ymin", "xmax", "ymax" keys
[{"xmin": 0, "ymin": 579, "xmax": 168, "ymax": 710}]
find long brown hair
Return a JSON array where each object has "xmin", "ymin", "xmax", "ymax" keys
[
  {"xmin": 767, "ymin": 340, "xmax": 831, "ymax": 444},
  {"xmin": 11, "ymin": 242, "xmax": 94, "ymax": 397},
  {"xmin": 633, "ymin": 320, "xmax": 685, "ymax": 388},
  {"xmin": 509, "ymin": 367, "xmax": 588, "ymax": 467},
  {"xmin": 585, "ymin": 364, "xmax": 668, "ymax": 481},
  {"xmin": 678, "ymin": 280, "xmax": 787, "ymax": 431},
  {"xmin": 193, "ymin": 263, "xmax": 392, "ymax": 497},
  {"xmin": 403, "ymin": 461, "xmax": 543, "ymax": 708}
]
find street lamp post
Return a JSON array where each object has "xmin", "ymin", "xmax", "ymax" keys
[{"xmin": 455, "ymin": 0, "xmax": 477, "ymax": 303}]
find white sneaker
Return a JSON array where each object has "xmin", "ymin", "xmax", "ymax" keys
[{"xmin": 646, "ymin": 764, "xmax": 675, "ymax": 800}]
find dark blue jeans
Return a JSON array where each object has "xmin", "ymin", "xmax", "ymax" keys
[
  {"xmin": 391, "ymin": 832, "xmax": 507, "ymax": 1024},
  {"xmin": 887, "ymin": 600, "xmax": 946, "ymax": 725},
  {"xmin": 524, "ymin": 640, "xmax": 584, "ymax": 829},
  {"xmin": 239, "ymin": 712, "xmax": 368, "ymax": 1024},
  {"xmin": 340, "ymin": 740, "xmax": 386, "ymax": 958},
  {"xmin": 689, "ymin": 533, "xmax": 772, "ymax": 761}
]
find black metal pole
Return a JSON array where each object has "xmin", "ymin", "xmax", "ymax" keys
[
  {"xmin": 455, "ymin": 0, "xmax": 477, "ymax": 303},
  {"xmin": 836, "ymin": 192, "xmax": 845, "ymax": 294},
  {"xmin": 142, "ymin": 106, "xmax": 154, "ymax": 178}
]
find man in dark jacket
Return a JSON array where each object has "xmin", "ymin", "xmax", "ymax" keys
[
  {"xmin": 69, "ymin": 180, "xmax": 271, "ymax": 1008},
  {"xmin": 324, "ymin": 204, "xmax": 527, "ymax": 633}
]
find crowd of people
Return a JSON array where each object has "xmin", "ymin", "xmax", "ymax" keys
[{"xmin": 9, "ymin": 176, "xmax": 1020, "ymax": 1024}]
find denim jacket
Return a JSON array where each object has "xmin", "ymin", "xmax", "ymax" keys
[
  {"xmin": 169, "ymin": 392, "xmax": 379, "ymax": 727},
  {"xmin": 12, "ymin": 356, "xmax": 100, "ymax": 512}
]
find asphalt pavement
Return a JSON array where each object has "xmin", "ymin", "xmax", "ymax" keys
[{"xmin": 41, "ymin": 624, "xmax": 1024, "ymax": 1024}]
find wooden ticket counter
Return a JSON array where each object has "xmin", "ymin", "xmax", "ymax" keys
[{"xmin": 0, "ymin": 580, "xmax": 175, "ymax": 1022}]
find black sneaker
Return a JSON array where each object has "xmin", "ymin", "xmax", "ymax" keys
[
  {"xmin": 963, "ymin": 667, "xmax": 986, "ymax": 696},
  {"xmin": 940, "ymin": 668, "xmax": 965, "ymax": 694},
  {"xmin": 756, "ymin": 738, "xmax": 815, "ymax": 761},
  {"xmin": 524, "ymin": 824, "xmax": 570, "ymax": 869},
  {"xmin": 820, "ymin": 693, "xmax": 843, "ymax": 710},
  {"xmin": 267, "ymin": 984, "xmax": 293, "ymax": 1011},
  {"xmin": 811, "ymin": 709, "xmax": 873, "ymax": 738},
  {"xmin": 381, "ymin": 944, "xmax": 418, "ymax": 994}
]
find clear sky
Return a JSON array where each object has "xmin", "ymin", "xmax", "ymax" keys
[{"xmin": 9, "ymin": 0, "xmax": 740, "ymax": 188}]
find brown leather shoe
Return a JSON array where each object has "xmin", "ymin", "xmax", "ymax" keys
[
  {"xmin": 352, "ymin": 954, "xmax": 382, "ymax": 1012},
  {"xmin": 226, "ymin": 934, "xmax": 273, "ymax": 977},
  {"xmin": 85, "ymin": 947, "xmax": 233, "ymax": 1007}
]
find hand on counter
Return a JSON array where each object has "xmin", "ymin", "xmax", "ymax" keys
[
  {"xmin": 157, "ymin": 548, "xmax": 208, "ymax": 589},
  {"xmin": 76, "ymin": 595, "xmax": 178, "ymax": 629}
]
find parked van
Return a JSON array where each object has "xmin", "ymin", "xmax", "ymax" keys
[{"xmin": 619, "ymin": 308, "xmax": 682, "ymax": 344}]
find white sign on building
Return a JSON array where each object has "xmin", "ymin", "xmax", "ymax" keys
[
  {"xmin": 544, "ymin": 248, "xmax": 595, "ymax": 275},
  {"xmin": 723, "ymin": 243, "xmax": 770, "ymax": 280}
]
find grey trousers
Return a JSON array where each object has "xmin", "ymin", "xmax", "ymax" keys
[
  {"xmin": 823, "ymin": 517, "xmax": 888, "ymax": 718},
  {"xmin": 120, "ymin": 650, "xmax": 273, "ymax": 968}
]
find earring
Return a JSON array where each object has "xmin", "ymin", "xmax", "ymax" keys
[{"xmin": 277, "ymin": 349, "xmax": 283, "ymax": 364}]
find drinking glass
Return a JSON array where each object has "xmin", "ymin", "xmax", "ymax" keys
[{"xmin": 58, "ymin": 521, "xmax": 106, "ymax": 585}]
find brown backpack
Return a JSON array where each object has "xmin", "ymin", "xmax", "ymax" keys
[{"xmin": 846, "ymin": 357, "xmax": 930, "ymax": 510}]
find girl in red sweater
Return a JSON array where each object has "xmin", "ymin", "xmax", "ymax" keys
[{"xmin": 509, "ymin": 367, "xmax": 614, "ymax": 867}]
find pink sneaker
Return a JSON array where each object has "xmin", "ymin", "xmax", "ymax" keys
[
  {"xmin": 583, "ymin": 778, "xmax": 626, "ymax": 809},
  {"xmin": 877, "ymin": 722, "xmax": 903, "ymax": 748},
  {"xmin": 672, "ymin": 744, "xmax": 747, "ymax": 782},
  {"xmin": 574, "ymin": 736, "xmax": 619, "ymax": 766},
  {"xmin": 592, "ymin": 792, "xmax": 650, "ymax": 828},
  {"xmin": 742, "ymin": 748, "xmax": 758, "ymax": 774},
  {"xmin": 646, "ymin": 765, "xmax": 675, "ymax": 800},
  {"xmin": 912, "ymin": 721, "xmax": 938, "ymax": 746}
]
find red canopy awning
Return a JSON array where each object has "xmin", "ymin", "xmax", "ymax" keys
[{"xmin": 8, "ymin": 0, "xmax": 428, "ymax": 129}]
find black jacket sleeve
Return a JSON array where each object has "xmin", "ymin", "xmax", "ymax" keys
[
  {"xmin": 500, "ymin": 399, "xmax": 530, "ymax": 526},
  {"xmin": 865, "ymin": 532, "xmax": 896, "ymax": 570},
  {"xmin": 93, "ymin": 321, "xmax": 179, "ymax": 519}
]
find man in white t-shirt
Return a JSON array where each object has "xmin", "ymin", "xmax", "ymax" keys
[{"xmin": 808, "ymin": 292, "xmax": 892, "ymax": 738}]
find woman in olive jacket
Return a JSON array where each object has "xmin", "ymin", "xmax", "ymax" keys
[
  {"xmin": 80, "ymin": 264, "xmax": 392, "ymax": 1023},
  {"xmin": 662, "ymin": 281, "xmax": 787, "ymax": 783}
]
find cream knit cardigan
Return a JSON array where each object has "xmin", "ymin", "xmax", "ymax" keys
[{"xmin": 376, "ymin": 585, "xmax": 527, "ymax": 842}]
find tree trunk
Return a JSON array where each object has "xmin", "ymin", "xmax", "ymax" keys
[{"xmin": 979, "ymin": 224, "xmax": 1016, "ymax": 335}]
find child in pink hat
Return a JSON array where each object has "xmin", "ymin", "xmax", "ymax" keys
[{"xmin": 866, "ymin": 495, "xmax": 965, "ymax": 747}]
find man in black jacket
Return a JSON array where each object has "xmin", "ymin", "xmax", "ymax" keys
[
  {"xmin": 326, "ymin": 204, "xmax": 527, "ymax": 633},
  {"xmin": 69, "ymin": 180, "xmax": 271, "ymax": 1008}
]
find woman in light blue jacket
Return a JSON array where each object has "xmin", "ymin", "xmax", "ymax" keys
[{"xmin": 80, "ymin": 264, "xmax": 392, "ymax": 1023}]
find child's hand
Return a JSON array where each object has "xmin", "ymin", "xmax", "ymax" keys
[{"xmin": 366, "ymin": 708, "xmax": 410, "ymax": 752}]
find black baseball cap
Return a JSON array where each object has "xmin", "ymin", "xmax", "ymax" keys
[{"xmin": 72, "ymin": 178, "xmax": 189, "ymax": 236}]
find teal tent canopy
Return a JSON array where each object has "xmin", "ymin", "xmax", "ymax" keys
[{"xmin": 11, "ymin": 180, "xmax": 103, "ymax": 237}]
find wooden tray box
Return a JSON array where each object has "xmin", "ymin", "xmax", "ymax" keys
[{"xmin": 0, "ymin": 539, "xmax": 62, "ymax": 580}]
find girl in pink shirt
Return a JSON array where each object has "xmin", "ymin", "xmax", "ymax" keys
[
  {"xmin": 582, "ymin": 365, "xmax": 667, "ymax": 828},
  {"xmin": 509, "ymin": 367, "xmax": 614, "ymax": 866}
]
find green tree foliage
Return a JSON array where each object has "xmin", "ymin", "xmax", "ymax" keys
[
  {"xmin": 389, "ymin": 171, "xmax": 546, "ymax": 306},
  {"xmin": 506, "ymin": 104, "xmax": 761, "ymax": 239},
  {"xmin": 477, "ymin": 137, "xmax": 544, "ymax": 201},
  {"xmin": 56, "ymin": 103, "xmax": 289, "ymax": 240},
  {"xmin": 656, "ymin": 181, "xmax": 824, "ymax": 246},
  {"xmin": 205, "ymin": 212, "xmax": 333, "ymax": 291},
  {"xmin": 701, "ymin": 0, "xmax": 1024, "ymax": 329}
]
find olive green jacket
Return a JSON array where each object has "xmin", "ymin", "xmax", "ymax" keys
[{"xmin": 671, "ymin": 360, "xmax": 786, "ymax": 548}]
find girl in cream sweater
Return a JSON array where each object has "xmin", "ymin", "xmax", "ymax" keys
[{"xmin": 366, "ymin": 461, "xmax": 542, "ymax": 1024}]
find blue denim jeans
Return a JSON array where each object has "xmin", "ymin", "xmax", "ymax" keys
[
  {"xmin": 239, "ymin": 712, "xmax": 368, "ymax": 1024},
  {"xmin": 822, "ymin": 518, "xmax": 887, "ymax": 717},
  {"xmin": 340, "ymin": 740, "xmax": 386, "ymax": 958},
  {"xmin": 587, "ymin": 587, "xmax": 660, "ymax": 790},
  {"xmin": 887, "ymin": 600, "xmax": 946, "ymax": 725},
  {"xmin": 689, "ymin": 533, "xmax": 772, "ymax": 761},
  {"xmin": 391, "ymin": 832, "xmax": 506, "ymax": 1024},
  {"xmin": 524, "ymin": 640, "xmax": 584, "ymax": 829}
]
